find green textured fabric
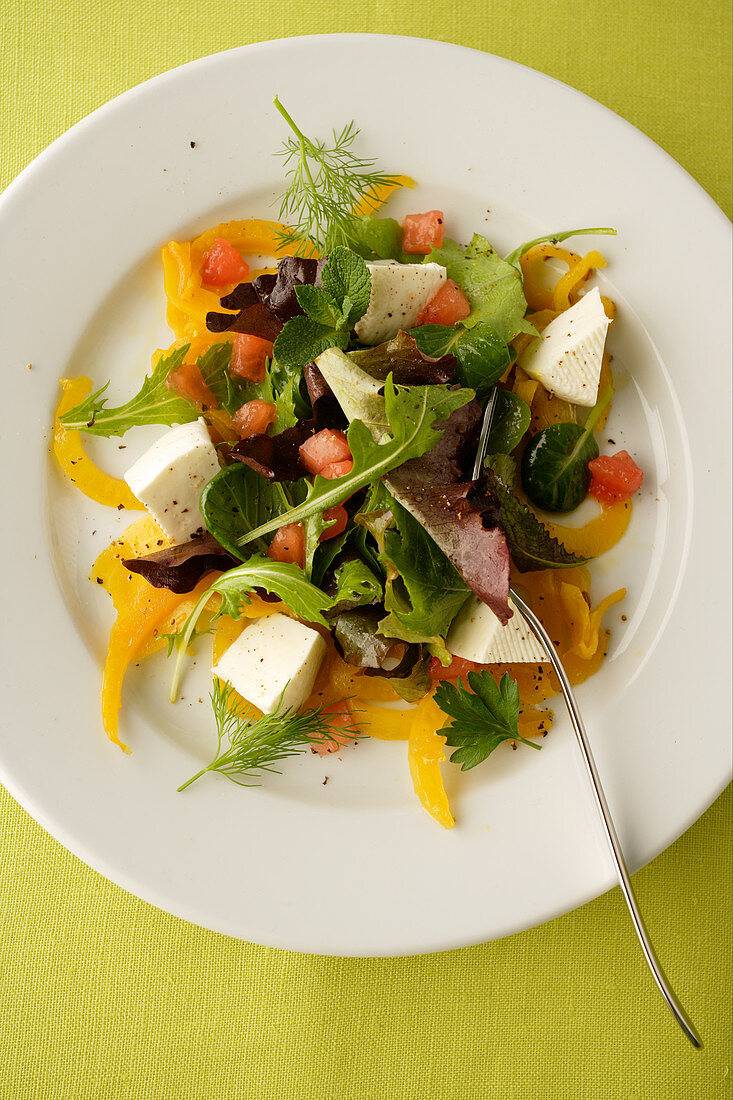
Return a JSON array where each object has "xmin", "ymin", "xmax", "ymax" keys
[{"xmin": 1, "ymin": 2, "xmax": 731, "ymax": 1098}]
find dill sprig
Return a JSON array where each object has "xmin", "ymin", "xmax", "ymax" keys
[
  {"xmin": 273, "ymin": 96, "xmax": 401, "ymax": 255},
  {"xmin": 177, "ymin": 679, "xmax": 358, "ymax": 792}
]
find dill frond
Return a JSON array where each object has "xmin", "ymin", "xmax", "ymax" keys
[{"xmin": 273, "ymin": 97, "xmax": 401, "ymax": 255}]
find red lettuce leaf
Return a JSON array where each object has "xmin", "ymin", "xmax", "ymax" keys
[
  {"xmin": 350, "ymin": 331, "xmax": 457, "ymax": 386},
  {"xmin": 206, "ymin": 257, "xmax": 326, "ymax": 339},
  {"xmin": 123, "ymin": 534, "xmax": 236, "ymax": 593}
]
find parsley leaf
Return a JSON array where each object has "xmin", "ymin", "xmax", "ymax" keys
[
  {"xmin": 235, "ymin": 376, "xmax": 474, "ymax": 549},
  {"xmin": 273, "ymin": 247, "xmax": 372, "ymax": 368},
  {"xmin": 59, "ymin": 343, "xmax": 242, "ymax": 436},
  {"xmin": 434, "ymin": 670, "xmax": 541, "ymax": 771}
]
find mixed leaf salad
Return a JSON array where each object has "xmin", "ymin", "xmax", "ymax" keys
[{"xmin": 53, "ymin": 99, "xmax": 644, "ymax": 828}]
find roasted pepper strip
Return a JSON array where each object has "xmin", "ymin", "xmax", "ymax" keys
[
  {"xmin": 350, "ymin": 175, "xmax": 416, "ymax": 216},
  {"xmin": 53, "ymin": 378, "xmax": 143, "ymax": 510},
  {"xmin": 408, "ymin": 695, "xmax": 454, "ymax": 830}
]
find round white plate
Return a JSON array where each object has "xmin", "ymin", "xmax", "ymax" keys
[{"xmin": 1, "ymin": 35, "xmax": 730, "ymax": 956}]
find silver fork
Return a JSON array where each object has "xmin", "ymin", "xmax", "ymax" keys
[{"xmin": 473, "ymin": 394, "xmax": 702, "ymax": 1047}]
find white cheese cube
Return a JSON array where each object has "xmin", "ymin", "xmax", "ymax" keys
[
  {"xmin": 447, "ymin": 596, "xmax": 549, "ymax": 664},
  {"xmin": 520, "ymin": 286, "xmax": 611, "ymax": 406},
  {"xmin": 213, "ymin": 613, "xmax": 327, "ymax": 714},
  {"xmin": 354, "ymin": 261, "xmax": 446, "ymax": 345},
  {"xmin": 124, "ymin": 417, "xmax": 221, "ymax": 542}
]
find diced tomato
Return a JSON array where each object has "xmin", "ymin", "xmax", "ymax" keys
[
  {"xmin": 232, "ymin": 399, "xmax": 277, "ymax": 439},
  {"xmin": 165, "ymin": 362, "xmax": 218, "ymax": 411},
  {"xmin": 266, "ymin": 523, "xmax": 305, "ymax": 569},
  {"xmin": 416, "ymin": 279, "xmax": 471, "ymax": 326},
  {"xmin": 201, "ymin": 238, "xmax": 250, "ymax": 288},
  {"xmin": 319, "ymin": 505, "xmax": 348, "ymax": 542},
  {"xmin": 319, "ymin": 459, "xmax": 354, "ymax": 479},
  {"xmin": 311, "ymin": 699, "xmax": 357, "ymax": 755},
  {"xmin": 299, "ymin": 429, "xmax": 352, "ymax": 475},
  {"xmin": 588, "ymin": 450, "xmax": 644, "ymax": 503},
  {"xmin": 428, "ymin": 655, "xmax": 484, "ymax": 683},
  {"xmin": 401, "ymin": 210, "xmax": 444, "ymax": 254},
  {"xmin": 230, "ymin": 333, "xmax": 273, "ymax": 382}
]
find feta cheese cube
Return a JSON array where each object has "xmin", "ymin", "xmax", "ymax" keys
[
  {"xmin": 213, "ymin": 613, "xmax": 327, "ymax": 714},
  {"xmin": 520, "ymin": 286, "xmax": 611, "ymax": 407},
  {"xmin": 124, "ymin": 417, "xmax": 221, "ymax": 542},
  {"xmin": 354, "ymin": 260, "xmax": 446, "ymax": 345},
  {"xmin": 447, "ymin": 596, "xmax": 549, "ymax": 664}
]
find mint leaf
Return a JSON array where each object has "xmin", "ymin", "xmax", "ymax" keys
[
  {"xmin": 483, "ymin": 466, "xmax": 589, "ymax": 571},
  {"xmin": 294, "ymin": 284, "xmax": 342, "ymax": 327},
  {"xmin": 428, "ymin": 234, "xmax": 529, "ymax": 342},
  {"xmin": 434, "ymin": 670, "xmax": 540, "ymax": 771},
  {"xmin": 320, "ymin": 246, "xmax": 372, "ymax": 326},
  {"xmin": 273, "ymin": 315, "xmax": 349, "ymax": 368},
  {"xmin": 235, "ymin": 377, "xmax": 474, "ymax": 548},
  {"xmin": 409, "ymin": 320, "xmax": 512, "ymax": 397},
  {"xmin": 59, "ymin": 343, "xmax": 241, "ymax": 437}
]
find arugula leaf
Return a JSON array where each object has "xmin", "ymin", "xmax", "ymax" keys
[
  {"xmin": 434, "ymin": 670, "xmax": 541, "ymax": 771},
  {"xmin": 178, "ymin": 679, "xmax": 355, "ymax": 791},
  {"xmin": 199, "ymin": 464, "xmax": 299, "ymax": 560},
  {"xmin": 487, "ymin": 390, "xmax": 531, "ymax": 453},
  {"xmin": 378, "ymin": 494, "xmax": 470, "ymax": 654},
  {"xmin": 273, "ymin": 247, "xmax": 371, "ymax": 368},
  {"xmin": 428, "ymin": 234, "xmax": 530, "ymax": 341},
  {"xmin": 59, "ymin": 343, "xmax": 242, "ymax": 437},
  {"xmin": 234, "ymin": 377, "xmax": 474, "ymax": 548},
  {"xmin": 504, "ymin": 227, "xmax": 617, "ymax": 269},
  {"xmin": 483, "ymin": 466, "xmax": 589, "ymax": 571},
  {"xmin": 168, "ymin": 555, "xmax": 337, "ymax": 702},
  {"xmin": 520, "ymin": 386, "xmax": 612, "ymax": 513},
  {"xmin": 408, "ymin": 321, "xmax": 512, "ymax": 397}
]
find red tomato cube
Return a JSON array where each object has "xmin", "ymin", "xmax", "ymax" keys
[
  {"xmin": 401, "ymin": 210, "xmax": 445, "ymax": 254},
  {"xmin": 318, "ymin": 505, "xmax": 348, "ymax": 542},
  {"xmin": 318, "ymin": 460, "xmax": 354, "ymax": 479},
  {"xmin": 201, "ymin": 238, "xmax": 250, "ymax": 288},
  {"xmin": 165, "ymin": 362, "xmax": 218, "ymax": 412},
  {"xmin": 232, "ymin": 399, "xmax": 277, "ymax": 439},
  {"xmin": 588, "ymin": 451, "xmax": 644, "ymax": 503},
  {"xmin": 266, "ymin": 523, "xmax": 305, "ymax": 569},
  {"xmin": 310, "ymin": 699, "xmax": 357, "ymax": 755},
  {"xmin": 299, "ymin": 429, "xmax": 352, "ymax": 475},
  {"xmin": 416, "ymin": 279, "xmax": 471, "ymax": 326},
  {"xmin": 230, "ymin": 333, "xmax": 273, "ymax": 382}
]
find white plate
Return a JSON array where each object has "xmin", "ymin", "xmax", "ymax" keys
[{"xmin": 0, "ymin": 35, "xmax": 730, "ymax": 956}]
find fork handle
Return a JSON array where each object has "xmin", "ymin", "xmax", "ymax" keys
[{"xmin": 509, "ymin": 587, "xmax": 702, "ymax": 1048}]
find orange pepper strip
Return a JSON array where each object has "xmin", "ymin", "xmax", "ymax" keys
[
  {"xmin": 350, "ymin": 175, "xmax": 416, "ymax": 217},
  {"xmin": 356, "ymin": 702, "xmax": 411, "ymax": 741},
  {"xmin": 407, "ymin": 695, "xmax": 454, "ymax": 830},
  {"xmin": 542, "ymin": 500, "xmax": 632, "ymax": 559},
  {"xmin": 552, "ymin": 250, "xmax": 606, "ymax": 312},
  {"xmin": 53, "ymin": 378, "xmax": 143, "ymax": 511}
]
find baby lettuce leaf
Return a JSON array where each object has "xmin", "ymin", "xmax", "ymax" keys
[
  {"xmin": 434, "ymin": 670, "xmax": 540, "ymax": 771},
  {"xmin": 486, "ymin": 390, "xmax": 531, "ymax": 454},
  {"xmin": 342, "ymin": 215, "xmax": 405, "ymax": 261},
  {"xmin": 408, "ymin": 321, "xmax": 512, "ymax": 397},
  {"xmin": 199, "ymin": 464, "xmax": 301, "ymax": 560},
  {"xmin": 520, "ymin": 386, "xmax": 612, "ymax": 513},
  {"xmin": 328, "ymin": 557, "xmax": 383, "ymax": 614},
  {"xmin": 332, "ymin": 608, "xmax": 429, "ymax": 700},
  {"xmin": 168, "ymin": 555, "xmax": 337, "ymax": 701},
  {"xmin": 234, "ymin": 378, "xmax": 474, "ymax": 548},
  {"xmin": 123, "ymin": 534, "xmax": 236, "ymax": 594},
  {"xmin": 378, "ymin": 494, "xmax": 471, "ymax": 654},
  {"xmin": 483, "ymin": 453, "xmax": 517, "ymax": 488},
  {"xmin": 504, "ymin": 227, "xmax": 617, "ymax": 270},
  {"xmin": 315, "ymin": 347, "xmax": 390, "ymax": 439},
  {"xmin": 59, "ymin": 343, "xmax": 242, "ymax": 437},
  {"xmin": 483, "ymin": 466, "xmax": 588, "ymax": 571},
  {"xmin": 350, "ymin": 331, "xmax": 456, "ymax": 386},
  {"xmin": 427, "ymin": 234, "xmax": 531, "ymax": 341}
]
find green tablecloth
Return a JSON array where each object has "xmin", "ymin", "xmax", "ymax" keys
[{"xmin": 1, "ymin": 3, "xmax": 730, "ymax": 1097}]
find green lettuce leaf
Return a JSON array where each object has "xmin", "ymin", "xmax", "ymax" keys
[
  {"xmin": 428, "ymin": 234, "xmax": 531, "ymax": 341},
  {"xmin": 408, "ymin": 321, "xmax": 512, "ymax": 397},
  {"xmin": 487, "ymin": 390, "xmax": 531, "ymax": 453},
  {"xmin": 200, "ymin": 464, "xmax": 301, "ymax": 561}
]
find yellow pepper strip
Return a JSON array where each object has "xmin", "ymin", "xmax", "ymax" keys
[
  {"xmin": 552, "ymin": 250, "xmax": 607, "ymax": 312},
  {"xmin": 512, "ymin": 365, "xmax": 540, "ymax": 408},
  {"xmin": 408, "ymin": 695, "xmax": 454, "ymax": 830},
  {"xmin": 601, "ymin": 296, "xmax": 616, "ymax": 320},
  {"xmin": 559, "ymin": 582, "xmax": 627, "ymax": 660},
  {"xmin": 189, "ymin": 218, "xmax": 301, "ymax": 265},
  {"xmin": 542, "ymin": 499, "xmax": 632, "ymax": 559},
  {"xmin": 519, "ymin": 244, "xmax": 582, "ymax": 311},
  {"xmin": 350, "ymin": 175, "xmax": 416, "ymax": 217},
  {"xmin": 593, "ymin": 355, "xmax": 614, "ymax": 433},
  {"xmin": 53, "ymin": 378, "xmax": 143, "ymax": 511},
  {"xmin": 355, "ymin": 702, "xmax": 410, "ymax": 741}
]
